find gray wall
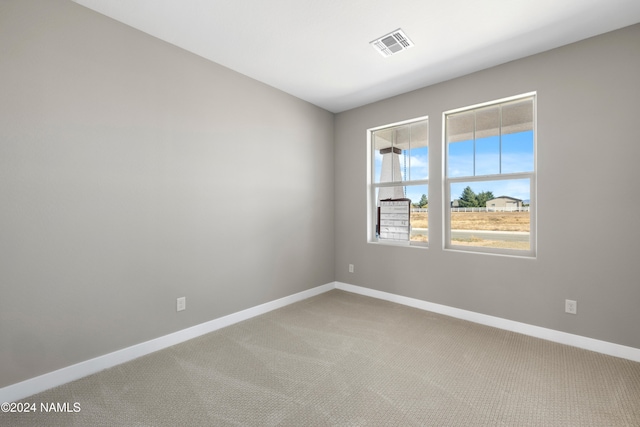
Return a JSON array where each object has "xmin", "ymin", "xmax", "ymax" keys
[
  {"xmin": 0, "ymin": 0, "xmax": 334, "ymax": 388},
  {"xmin": 335, "ymin": 24, "xmax": 640, "ymax": 350}
]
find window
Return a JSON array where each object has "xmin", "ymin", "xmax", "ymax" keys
[
  {"xmin": 368, "ymin": 117, "xmax": 428, "ymax": 246},
  {"xmin": 444, "ymin": 94, "xmax": 536, "ymax": 256}
]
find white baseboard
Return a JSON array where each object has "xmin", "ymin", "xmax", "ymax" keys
[
  {"xmin": 4, "ymin": 280, "xmax": 639, "ymax": 403},
  {"xmin": 0, "ymin": 282, "xmax": 335, "ymax": 403},
  {"xmin": 335, "ymin": 282, "xmax": 640, "ymax": 363}
]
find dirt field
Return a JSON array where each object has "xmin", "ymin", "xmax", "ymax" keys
[
  {"xmin": 410, "ymin": 212, "xmax": 530, "ymax": 232},
  {"xmin": 409, "ymin": 211, "xmax": 530, "ymax": 249},
  {"xmin": 450, "ymin": 238, "xmax": 530, "ymax": 250}
]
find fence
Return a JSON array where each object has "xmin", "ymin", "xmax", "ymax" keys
[{"xmin": 411, "ymin": 207, "xmax": 530, "ymax": 213}]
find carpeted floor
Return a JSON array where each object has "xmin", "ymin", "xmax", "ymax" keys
[{"xmin": 3, "ymin": 289, "xmax": 640, "ymax": 426}]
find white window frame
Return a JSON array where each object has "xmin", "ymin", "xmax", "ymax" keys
[
  {"xmin": 367, "ymin": 116, "xmax": 429, "ymax": 247},
  {"xmin": 443, "ymin": 93, "xmax": 537, "ymax": 257}
]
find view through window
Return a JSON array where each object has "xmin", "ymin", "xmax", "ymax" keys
[
  {"xmin": 444, "ymin": 94, "xmax": 536, "ymax": 256},
  {"xmin": 369, "ymin": 117, "xmax": 429, "ymax": 246}
]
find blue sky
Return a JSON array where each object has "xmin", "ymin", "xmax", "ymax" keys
[
  {"xmin": 448, "ymin": 130, "xmax": 533, "ymax": 202},
  {"xmin": 448, "ymin": 131, "xmax": 533, "ymax": 178}
]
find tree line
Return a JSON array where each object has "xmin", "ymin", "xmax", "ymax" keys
[
  {"xmin": 412, "ymin": 187, "xmax": 495, "ymax": 208},
  {"xmin": 457, "ymin": 186, "xmax": 495, "ymax": 208},
  {"xmin": 412, "ymin": 194, "xmax": 428, "ymax": 208}
]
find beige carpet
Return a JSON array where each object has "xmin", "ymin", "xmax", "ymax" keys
[{"xmin": 3, "ymin": 289, "xmax": 640, "ymax": 426}]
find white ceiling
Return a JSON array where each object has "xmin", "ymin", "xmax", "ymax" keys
[{"xmin": 72, "ymin": 0, "xmax": 640, "ymax": 113}]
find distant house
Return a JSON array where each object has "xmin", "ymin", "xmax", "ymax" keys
[
  {"xmin": 451, "ymin": 199, "xmax": 460, "ymax": 208},
  {"xmin": 486, "ymin": 196, "xmax": 523, "ymax": 211}
]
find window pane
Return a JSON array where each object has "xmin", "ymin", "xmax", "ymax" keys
[
  {"xmin": 502, "ymin": 130, "xmax": 534, "ymax": 173},
  {"xmin": 447, "ymin": 111, "xmax": 474, "ymax": 177},
  {"xmin": 447, "ymin": 111, "xmax": 474, "ymax": 143},
  {"xmin": 374, "ymin": 185, "xmax": 428, "ymax": 245},
  {"xmin": 447, "ymin": 99, "xmax": 534, "ymax": 178},
  {"xmin": 375, "ymin": 186, "xmax": 407, "ymax": 242},
  {"xmin": 502, "ymin": 98, "xmax": 534, "ymax": 135},
  {"xmin": 449, "ymin": 179, "xmax": 530, "ymax": 251},
  {"xmin": 409, "ymin": 145, "xmax": 429, "ymax": 180},
  {"xmin": 374, "ymin": 119, "xmax": 428, "ymax": 183},
  {"xmin": 406, "ymin": 184, "xmax": 428, "ymax": 244},
  {"xmin": 448, "ymin": 140, "xmax": 474, "ymax": 177},
  {"xmin": 475, "ymin": 105, "xmax": 500, "ymax": 139},
  {"xmin": 373, "ymin": 129, "xmax": 397, "ymax": 183},
  {"xmin": 407, "ymin": 120, "xmax": 428, "ymax": 181},
  {"xmin": 475, "ymin": 105, "xmax": 500, "ymax": 175},
  {"xmin": 476, "ymin": 135, "xmax": 500, "ymax": 175}
]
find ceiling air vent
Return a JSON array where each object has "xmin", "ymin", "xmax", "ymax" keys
[{"xmin": 370, "ymin": 28, "xmax": 414, "ymax": 57}]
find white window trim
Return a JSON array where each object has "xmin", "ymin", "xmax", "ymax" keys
[{"xmin": 442, "ymin": 92, "xmax": 537, "ymax": 258}]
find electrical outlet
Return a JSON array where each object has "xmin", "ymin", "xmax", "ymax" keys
[
  {"xmin": 348, "ymin": 264, "xmax": 354, "ymax": 273},
  {"xmin": 177, "ymin": 297, "xmax": 186, "ymax": 312},
  {"xmin": 565, "ymin": 299, "xmax": 577, "ymax": 314}
]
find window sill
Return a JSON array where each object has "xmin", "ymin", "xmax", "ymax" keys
[{"xmin": 369, "ymin": 240, "xmax": 429, "ymax": 249}]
